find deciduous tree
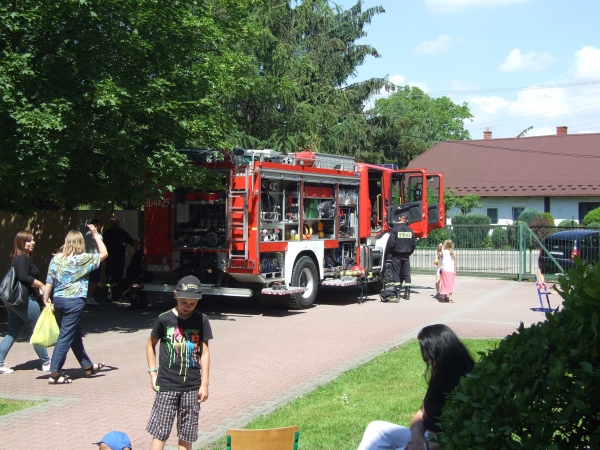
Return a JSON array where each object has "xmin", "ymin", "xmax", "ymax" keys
[{"xmin": 0, "ymin": 0, "xmax": 257, "ymax": 212}]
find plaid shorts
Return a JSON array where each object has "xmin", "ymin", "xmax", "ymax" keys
[{"xmin": 146, "ymin": 390, "xmax": 201, "ymax": 443}]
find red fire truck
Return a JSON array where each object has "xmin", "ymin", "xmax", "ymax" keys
[{"xmin": 143, "ymin": 149, "xmax": 444, "ymax": 308}]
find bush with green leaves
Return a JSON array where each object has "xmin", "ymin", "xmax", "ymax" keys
[
  {"xmin": 419, "ymin": 227, "xmax": 454, "ymax": 248},
  {"xmin": 557, "ymin": 219, "xmax": 578, "ymax": 229},
  {"xmin": 528, "ymin": 217, "xmax": 555, "ymax": 248},
  {"xmin": 586, "ymin": 222, "xmax": 600, "ymax": 229},
  {"xmin": 541, "ymin": 212, "xmax": 555, "ymax": 225},
  {"xmin": 451, "ymin": 213, "xmax": 491, "ymax": 248},
  {"xmin": 518, "ymin": 208, "xmax": 542, "ymax": 225},
  {"xmin": 491, "ymin": 227, "xmax": 508, "ymax": 249},
  {"xmin": 582, "ymin": 207, "xmax": 600, "ymax": 226},
  {"xmin": 438, "ymin": 260, "xmax": 600, "ymax": 449},
  {"xmin": 506, "ymin": 221, "xmax": 524, "ymax": 249}
]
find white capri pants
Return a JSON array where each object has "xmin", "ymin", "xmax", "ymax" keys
[{"xmin": 357, "ymin": 421, "xmax": 432, "ymax": 450}]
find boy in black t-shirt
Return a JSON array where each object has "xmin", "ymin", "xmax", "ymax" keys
[{"xmin": 145, "ymin": 275, "xmax": 212, "ymax": 450}]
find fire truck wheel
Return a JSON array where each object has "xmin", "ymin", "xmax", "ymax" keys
[{"xmin": 288, "ymin": 256, "xmax": 318, "ymax": 309}]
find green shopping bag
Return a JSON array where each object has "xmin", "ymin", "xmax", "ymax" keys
[{"xmin": 30, "ymin": 306, "xmax": 60, "ymax": 347}]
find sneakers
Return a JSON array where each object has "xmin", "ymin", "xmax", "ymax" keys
[
  {"xmin": 86, "ymin": 298, "xmax": 100, "ymax": 306},
  {"xmin": 0, "ymin": 366, "xmax": 14, "ymax": 374},
  {"xmin": 42, "ymin": 362, "xmax": 51, "ymax": 372}
]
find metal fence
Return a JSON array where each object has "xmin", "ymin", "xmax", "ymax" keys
[{"xmin": 411, "ymin": 224, "xmax": 600, "ymax": 280}]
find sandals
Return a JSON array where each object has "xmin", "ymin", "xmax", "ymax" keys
[
  {"xmin": 48, "ymin": 374, "xmax": 72, "ymax": 384},
  {"xmin": 84, "ymin": 362, "xmax": 105, "ymax": 378}
]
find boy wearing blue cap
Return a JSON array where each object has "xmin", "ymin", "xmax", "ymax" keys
[
  {"xmin": 93, "ymin": 431, "xmax": 132, "ymax": 450},
  {"xmin": 145, "ymin": 276, "xmax": 212, "ymax": 450}
]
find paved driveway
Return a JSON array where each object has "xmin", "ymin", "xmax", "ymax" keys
[{"xmin": 0, "ymin": 275, "xmax": 550, "ymax": 449}]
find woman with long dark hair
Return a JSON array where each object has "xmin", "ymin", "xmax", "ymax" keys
[
  {"xmin": 43, "ymin": 224, "xmax": 108, "ymax": 384},
  {"xmin": 0, "ymin": 231, "xmax": 51, "ymax": 374},
  {"xmin": 357, "ymin": 324, "xmax": 475, "ymax": 450}
]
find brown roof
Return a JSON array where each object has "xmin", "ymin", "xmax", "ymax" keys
[{"xmin": 407, "ymin": 133, "xmax": 600, "ymax": 197}]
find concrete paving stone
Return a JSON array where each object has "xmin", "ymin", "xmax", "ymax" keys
[{"xmin": 0, "ymin": 275, "xmax": 543, "ymax": 449}]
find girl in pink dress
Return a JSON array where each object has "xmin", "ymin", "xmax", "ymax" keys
[{"xmin": 439, "ymin": 239, "xmax": 456, "ymax": 303}]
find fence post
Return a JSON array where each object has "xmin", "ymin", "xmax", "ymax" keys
[{"xmin": 518, "ymin": 222, "xmax": 524, "ymax": 281}]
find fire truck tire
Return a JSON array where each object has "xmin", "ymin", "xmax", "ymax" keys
[
  {"xmin": 288, "ymin": 256, "xmax": 318, "ymax": 309},
  {"xmin": 368, "ymin": 261, "xmax": 393, "ymax": 294}
]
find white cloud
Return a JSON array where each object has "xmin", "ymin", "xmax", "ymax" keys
[
  {"xmin": 469, "ymin": 96, "xmax": 510, "ymax": 115},
  {"xmin": 466, "ymin": 82, "xmax": 600, "ymax": 138},
  {"xmin": 414, "ymin": 35, "xmax": 456, "ymax": 55},
  {"xmin": 574, "ymin": 46, "xmax": 600, "ymax": 79},
  {"xmin": 526, "ymin": 126, "xmax": 556, "ymax": 137},
  {"xmin": 499, "ymin": 49, "xmax": 556, "ymax": 72},
  {"xmin": 507, "ymin": 86, "xmax": 568, "ymax": 117},
  {"xmin": 425, "ymin": 0, "xmax": 528, "ymax": 13},
  {"xmin": 389, "ymin": 74, "xmax": 405, "ymax": 85}
]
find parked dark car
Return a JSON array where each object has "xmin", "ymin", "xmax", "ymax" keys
[{"xmin": 538, "ymin": 229, "xmax": 600, "ymax": 274}]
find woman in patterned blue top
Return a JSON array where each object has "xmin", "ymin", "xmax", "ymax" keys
[{"xmin": 43, "ymin": 224, "xmax": 108, "ymax": 384}]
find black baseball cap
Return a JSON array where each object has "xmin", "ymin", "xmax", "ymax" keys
[{"xmin": 176, "ymin": 275, "xmax": 202, "ymax": 299}]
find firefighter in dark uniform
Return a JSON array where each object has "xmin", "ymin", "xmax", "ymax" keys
[{"xmin": 387, "ymin": 214, "xmax": 417, "ymax": 299}]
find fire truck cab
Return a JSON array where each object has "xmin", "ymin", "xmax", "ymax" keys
[{"xmin": 143, "ymin": 149, "xmax": 443, "ymax": 309}]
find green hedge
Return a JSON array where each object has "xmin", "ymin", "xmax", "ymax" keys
[
  {"xmin": 419, "ymin": 227, "xmax": 454, "ymax": 248},
  {"xmin": 451, "ymin": 213, "xmax": 491, "ymax": 248},
  {"xmin": 491, "ymin": 227, "xmax": 508, "ymax": 249},
  {"xmin": 541, "ymin": 212, "xmax": 555, "ymax": 225},
  {"xmin": 439, "ymin": 260, "xmax": 600, "ymax": 449},
  {"xmin": 582, "ymin": 207, "xmax": 600, "ymax": 226},
  {"xmin": 557, "ymin": 219, "xmax": 578, "ymax": 229},
  {"xmin": 518, "ymin": 208, "xmax": 541, "ymax": 225}
]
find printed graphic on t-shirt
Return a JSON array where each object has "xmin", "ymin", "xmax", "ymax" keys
[{"xmin": 165, "ymin": 326, "xmax": 201, "ymax": 379}]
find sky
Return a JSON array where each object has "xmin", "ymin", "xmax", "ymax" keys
[{"xmin": 333, "ymin": 0, "xmax": 600, "ymax": 139}]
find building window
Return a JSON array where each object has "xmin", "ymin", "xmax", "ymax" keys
[
  {"xmin": 579, "ymin": 202, "xmax": 600, "ymax": 223},
  {"xmin": 487, "ymin": 208, "xmax": 498, "ymax": 224},
  {"xmin": 512, "ymin": 207, "xmax": 524, "ymax": 223}
]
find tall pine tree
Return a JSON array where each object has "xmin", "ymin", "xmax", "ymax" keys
[{"xmin": 227, "ymin": 0, "xmax": 391, "ymax": 155}]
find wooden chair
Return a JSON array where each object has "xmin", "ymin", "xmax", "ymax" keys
[
  {"xmin": 226, "ymin": 426, "xmax": 299, "ymax": 450},
  {"xmin": 532, "ymin": 273, "xmax": 558, "ymax": 313}
]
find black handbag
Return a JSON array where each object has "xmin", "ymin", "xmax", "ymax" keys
[{"xmin": 0, "ymin": 264, "xmax": 28, "ymax": 306}]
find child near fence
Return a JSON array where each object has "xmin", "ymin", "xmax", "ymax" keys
[
  {"xmin": 439, "ymin": 240, "xmax": 456, "ymax": 303},
  {"xmin": 433, "ymin": 243, "xmax": 443, "ymax": 298}
]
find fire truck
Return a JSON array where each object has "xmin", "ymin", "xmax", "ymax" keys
[{"xmin": 143, "ymin": 149, "xmax": 444, "ymax": 309}]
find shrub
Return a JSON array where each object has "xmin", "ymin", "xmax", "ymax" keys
[
  {"xmin": 586, "ymin": 222, "xmax": 600, "ymax": 229},
  {"xmin": 506, "ymin": 221, "xmax": 524, "ymax": 249},
  {"xmin": 582, "ymin": 206, "xmax": 600, "ymax": 226},
  {"xmin": 451, "ymin": 213, "xmax": 491, "ymax": 248},
  {"xmin": 419, "ymin": 227, "xmax": 454, "ymax": 248},
  {"xmin": 518, "ymin": 207, "xmax": 542, "ymax": 225},
  {"xmin": 439, "ymin": 260, "xmax": 600, "ymax": 449},
  {"xmin": 541, "ymin": 212, "xmax": 555, "ymax": 225},
  {"xmin": 491, "ymin": 227, "xmax": 508, "ymax": 249},
  {"xmin": 527, "ymin": 217, "xmax": 555, "ymax": 247},
  {"xmin": 557, "ymin": 219, "xmax": 578, "ymax": 230}
]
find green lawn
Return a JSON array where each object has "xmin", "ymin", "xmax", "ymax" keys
[
  {"xmin": 0, "ymin": 398, "xmax": 44, "ymax": 416},
  {"xmin": 201, "ymin": 338, "xmax": 499, "ymax": 450}
]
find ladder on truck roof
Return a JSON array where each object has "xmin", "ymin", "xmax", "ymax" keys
[{"xmin": 227, "ymin": 168, "xmax": 250, "ymax": 263}]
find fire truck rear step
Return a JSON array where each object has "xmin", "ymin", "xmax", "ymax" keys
[
  {"xmin": 321, "ymin": 278, "xmax": 361, "ymax": 287},
  {"xmin": 143, "ymin": 283, "xmax": 253, "ymax": 297},
  {"xmin": 261, "ymin": 286, "xmax": 308, "ymax": 296}
]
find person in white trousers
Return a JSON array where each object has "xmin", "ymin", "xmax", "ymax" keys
[{"xmin": 357, "ymin": 325, "xmax": 475, "ymax": 450}]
